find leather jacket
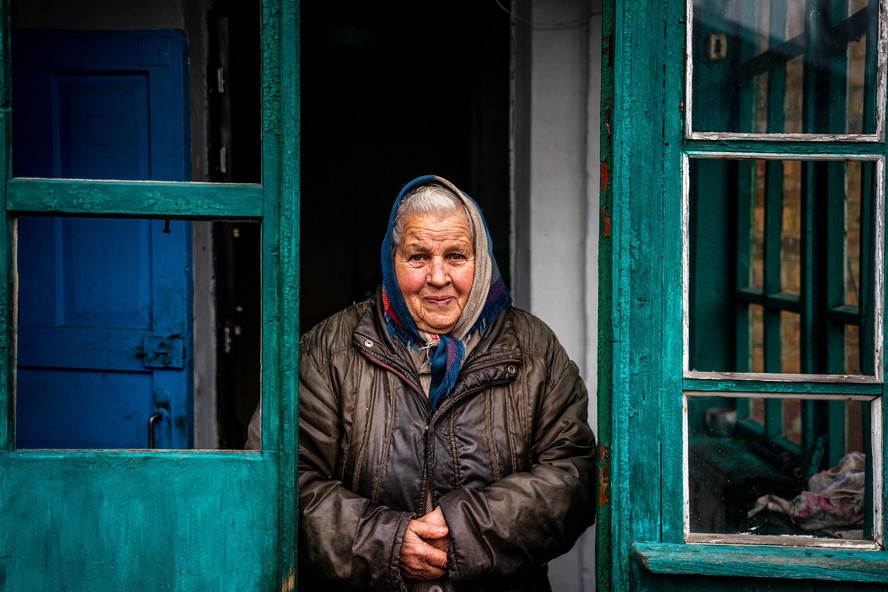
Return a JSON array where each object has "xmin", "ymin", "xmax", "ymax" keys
[{"xmin": 298, "ymin": 289, "xmax": 597, "ymax": 591}]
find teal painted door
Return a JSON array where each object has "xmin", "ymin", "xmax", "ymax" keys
[
  {"xmin": 12, "ymin": 30, "xmax": 193, "ymax": 449},
  {"xmin": 0, "ymin": 4, "xmax": 297, "ymax": 588},
  {"xmin": 600, "ymin": 0, "xmax": 888, "ymax": 589}
]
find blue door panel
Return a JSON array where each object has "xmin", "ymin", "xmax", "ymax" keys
[
  {"xmin": 16, "ymin": 216, "xmax": 191, "ymax": 449},
  {"xmin": 16, "ymin": 369, "xmax": 155, "ymax": 449},
  {"xmin": 57, "ymin": 75, "xmax": 151, "ymax": 180},
  {"xmin": 13, "ymin": 30, "xmax": 192, "ymax": 449},
  {"xmin": 18, "ymin": 216, "xmax": 154, "ymax": 330},
  {"xmin": 13, "ymin": 30, "xmax": 190, "ymax": 182},
  {"xmin": 58, "ymin": 217, "xmax": 153, "ymax": 328}
]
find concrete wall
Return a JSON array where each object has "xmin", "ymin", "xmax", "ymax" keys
[{"xmin": 513, "ymin": 1, "xmax": 601, "ymax": 589}]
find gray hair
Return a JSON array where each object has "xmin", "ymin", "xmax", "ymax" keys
[{"xmin": 391, "ymin": 183, "xmax": 474, "ymax": 250}]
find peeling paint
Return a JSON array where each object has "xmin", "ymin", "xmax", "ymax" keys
[
  {"xmin": 600, "ymin": 159, "xmax": 612, "ymax": 194},
  {"xmin": 598, "ymin": 443, "xmax": 610, "ymax": 506},
  {"xmin": 600, "ymin": 207, "xmax": 611, "ymax": 239},
  {"xmin": 602, "ymin": 34, "xmax": 613, "ymax": 69},
  {"xmin": 603, "ymin": 106, "xmax": 612, "ymax": 140},
  {"xmin": 281, "ymin": 569, "xmax": 295, "ymax": 592}
]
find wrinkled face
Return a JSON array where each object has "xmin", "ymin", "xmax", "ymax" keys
[{"xmin": 394, "ymin": 211, "xmax": 475, "ymax": 334}]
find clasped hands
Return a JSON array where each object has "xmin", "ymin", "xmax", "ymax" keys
[{"xmin": 399, "ymin": 506, "xmax": 450, "ymax": 581}]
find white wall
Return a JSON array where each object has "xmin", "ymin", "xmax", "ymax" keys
[{"xmin": 512, "ymin": 1, "xmax": 601, "ymax": 590}]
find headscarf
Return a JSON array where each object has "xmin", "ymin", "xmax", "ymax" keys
[{"xmin": 380, "ymin": 175, "xmax": 511, "ymax": 410}]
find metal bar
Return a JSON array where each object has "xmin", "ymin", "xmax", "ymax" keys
[
  {"xmin": 762, "ymin": 161, "xmax": 783, "ymax": 304},
  {"xmin": 735, "ymin": 159, "xmax": 754, "ymax": 371}
]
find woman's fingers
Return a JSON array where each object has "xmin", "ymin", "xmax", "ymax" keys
[
  {"xmin": 417, "ymin": 507, "xmax": 451, "ymax": 552},
  {"xmin": 400, "ymin": 518, "xmax": 448, "ymax": 580}
]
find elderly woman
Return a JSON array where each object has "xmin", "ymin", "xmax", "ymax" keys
[{"xmin": 275, "ymin": 175, "xmax": 596, "ymax": 591}]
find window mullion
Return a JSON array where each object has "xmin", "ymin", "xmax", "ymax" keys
[{"xmin": 766, "ymin": 0, "xmax": 788, "ymax": 135}]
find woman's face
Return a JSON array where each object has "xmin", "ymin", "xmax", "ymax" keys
[{"xmin": 394, "ymin": 211, "xmax": 475, "ymax": 334}]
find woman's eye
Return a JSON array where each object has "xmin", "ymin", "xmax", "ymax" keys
[{"xmin": 409, "ymin": 254, "xmax": 424, "ymax": 262}]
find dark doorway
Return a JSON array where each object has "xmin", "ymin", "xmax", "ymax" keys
[
  {"xmin": 206, "ymin": 1, "xmax": 511, "ymax": 447},
  {"xmin": 299, "ymin": 1, "xmax": 512, "ymax": 333},
  {"xmin": 207, "ymin": 0, "xmax": 262, "ymax": 448}
]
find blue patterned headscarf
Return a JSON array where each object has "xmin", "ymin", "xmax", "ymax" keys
[{"xmin": 380, "ymin": 175, "xmax": 511, "ymax": 410}]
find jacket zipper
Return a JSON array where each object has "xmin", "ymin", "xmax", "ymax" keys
[
  {"xmin": 359, "ymin": 347, "xmax": 522, "ymax": 514},
  {"xmin": 422, "ymin": 357, "xmax": 521, "ymax": 512}
]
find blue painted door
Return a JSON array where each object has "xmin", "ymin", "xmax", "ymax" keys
[{"xmin": 12, "ymin": 30, "xmax": 193, "ymax": 449}]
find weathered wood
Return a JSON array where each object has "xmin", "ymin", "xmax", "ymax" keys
[
  {"xmin": 686, "ymin": 141, "xmax": 885, "ymax": 156},
  {"xmin": 632, "ymin": 542, "xmax": 888, "ymax": 583},
  {"xmin": 0, "ymin": 453, "xmax": 279, "ymax": 590},
  {"xmin": 0, "ymin": 0, "xmax": 300, "ymax": 590},
  {"xmin": 267, "ymin": 0, "xmax": 301, "ymax": 587},
  {"xmin": 7, "ymin": 178, "xmax": 263, "ymax": 218},
  {"xmin": 595, "ymin": 0, "xmax": 616, "ymax": 588},
  {"xmin": 603, "ymin": 0, "xmax": 888, "ymax": 590},
  {"xmin": 684, "ymin": 376, "xmax": 882, "ymax": 394}
]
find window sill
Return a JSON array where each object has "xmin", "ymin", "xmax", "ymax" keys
[{"xmin": 631, "ymin": 542, "xmax": 888, "ymax": 583}]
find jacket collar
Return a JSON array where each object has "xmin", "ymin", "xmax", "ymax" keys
[{"xmin": 352, "ymin": 286, "xmax": 523, "ymax": 404}]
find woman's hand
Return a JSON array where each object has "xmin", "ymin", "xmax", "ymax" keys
[
  {"xmin": 418, "ymin": 507, "xmax": 451, "ymax": 553},
  {"xmin": 399, "ymin": 507, "xmax": 450, "ymax": 580}
]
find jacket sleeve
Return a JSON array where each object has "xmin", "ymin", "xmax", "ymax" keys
[
  {"xmin": 437, "ymin": 341, "xmax": 597, "ymax": 581},
  {"xmin": 298, "ymin": 337, "xmax": 413, "ymax": 591}
]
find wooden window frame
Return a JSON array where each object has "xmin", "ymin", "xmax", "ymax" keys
[{"xmin": 615, "ymin": 0, "xmax": 888, "ymax": 585}]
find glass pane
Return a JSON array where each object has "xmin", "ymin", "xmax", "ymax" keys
[
  {"xmin": 845, "ymin": 324, "xmax": 862, "ymax": 374},
  {"xmin": 15, "ymin": 217, "xmax": 261, "ymax": 450},
  {"xmin": 690, "ymin": 0, "xmax": 878, "ymax": 135},
  {"xmin": 11, "ymin": 0, "xmax": 261, "ymax": 183},
  {"xmin": 780, "ymin": 310, "xmax": 800, "ymax": 372},
  {"xmin": 781, "ymin": 161, "xmax": 801, "ymax": 297},
  {"xmin": 846, "ymin": 160, "xmax": 863, "ymax": 308},
  {"xmin": 781, "ymin": 397, "xmax": 801, "ymax": 444},
  {"xmin": 688, "ymin": 394, "xmax": 874, "ymax": 539},
  {"xmin": 750, "ymin": 303, "xmax": 765, "ymax": 372},
  {"xmin": 689, "ymin": 157, "xmax": 875, "ymax": 375}
]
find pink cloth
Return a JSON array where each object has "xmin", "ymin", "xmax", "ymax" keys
[{"xmin": 748, "ymin": 451, "xmax": 865, "ymax": 536}]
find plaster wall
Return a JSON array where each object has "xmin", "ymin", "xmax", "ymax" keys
[{"xmin": 515, "ymin": 1, "xmax": 601, "ymax": 590}]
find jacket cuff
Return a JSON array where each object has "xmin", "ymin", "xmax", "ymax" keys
[{"xmin": 387, "ymin": 512, "xmax": 413, "ymax": 591}]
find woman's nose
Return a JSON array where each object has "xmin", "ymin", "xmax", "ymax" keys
[{"xmin": 427, "ymin": 259, "xmax": 450, "ymax": 286}]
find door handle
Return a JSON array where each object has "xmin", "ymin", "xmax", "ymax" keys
[
  {"xmin": 148, "ymin": 388, "xmax": 171, "ymax": 449},
  {"xmin": 148, "ymin": 409, "xmax": 169, "ymax": 449}
]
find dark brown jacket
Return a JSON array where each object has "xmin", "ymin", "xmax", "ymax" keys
[{"xmin": 298, "ymin": 291, "xmax": 597, "ymax": 591}]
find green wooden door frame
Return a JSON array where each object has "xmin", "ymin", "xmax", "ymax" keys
[
  {"xmin": 0, "ymin": 1, "xmax": 300, "ymax": 589},
  {"xmin": 598, "ymin": 0, "xmax": 888, "ymax": 590}
]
